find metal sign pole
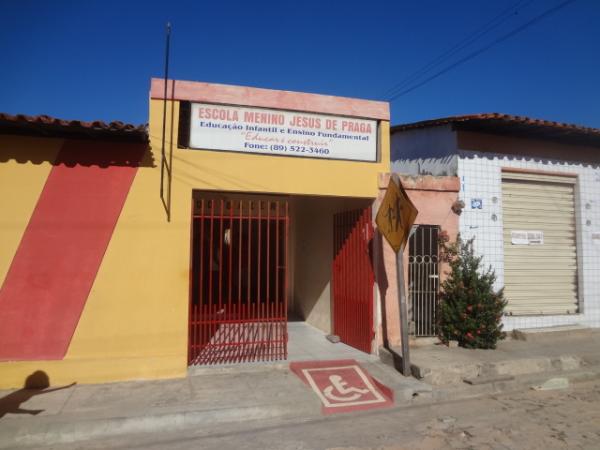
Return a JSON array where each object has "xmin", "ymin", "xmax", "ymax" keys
[
  {"xmin": 375, "ymin": 173, "xmax": 417, "ymax": 377},
  {"xmin": 396, "ymin": 244, "xmax": 411, "ymax": 376}
]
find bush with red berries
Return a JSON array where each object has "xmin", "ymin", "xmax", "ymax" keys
[{"xmin": 437, "ymin": 235, "xmax": 507, "ymax": 349}]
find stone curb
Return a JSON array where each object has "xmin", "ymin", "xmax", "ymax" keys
[
  {"xmin": 512, "ymin": 325, "xmax": 595, "ymax": 342},
  {"xmin": 411, "ymin": 366, "xmax": 600, "ymax": 404},
  {"xmin": 3, "ymin": 364, "xmax": 598, "ymax": 448},
  {"xmin": 0, "ymin": 361, "xmax": 421, "ymax": 449},
  {"xmin": 404, "ymin": 353, "xmax": 589, "ymax": 386},
  {"xmin": 0, "ymin": 402, "xmax": 319, "ymax": 449}
]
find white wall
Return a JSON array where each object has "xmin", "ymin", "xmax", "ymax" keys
[{"xmin": 458, "ymin": 151, "xmax": 600, "ymax": 330}]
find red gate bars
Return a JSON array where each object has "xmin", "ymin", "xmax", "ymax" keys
[
  {"xmin": 188, "ymin": 195, "xmax": 289, "ymax": 365},
  {"xmin": 332, "ymin": 208, "xmax": 375, "ymax": 354}
]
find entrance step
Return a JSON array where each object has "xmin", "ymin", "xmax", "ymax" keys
[
  {"xmin": 409, "ymin": 337, "xmax": 440, "ymax": 348},
  {"xmin": 410, "ymin": 353, "xmax": 587, "ymax": 386},
  {"xmin": 512, "ymin": 325, "xmax": 594, "ymax": 342},
  {"xmin": 403, "ymin": 328, "xmax": 600, "ymax": 387},
  {"xmin": 188, "ymin": 362, "xmax": 289, "ymax": 376},
  {"xmin": 414, "ymin": 365, "xmax": 600, "ymax": 404},
  {"xmin": 392, "ymin": 337, "xmax": 594, "ymax": 387},
  {"xmin": 359, "ymin": 360, "xmax": 432, "ymax": 401}
]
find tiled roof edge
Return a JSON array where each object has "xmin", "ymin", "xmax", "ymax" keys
[
  {"xmin": 391, "ymin": 113, "xmax": 600, "ymax": 136},
  {"xmin": 0, "ymin": 112, "xmax": 148, "ymax": 142}
]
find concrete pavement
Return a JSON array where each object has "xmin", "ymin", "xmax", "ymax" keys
[
  {"xmin": 0, "ymin": 359, "xmax": 428, "ymax": 448},
  {"xmin": 45, "ymin": 379, "xmax": 600, "ymax": 450},
  {"xmin": 403, "ymin": 327, "xmax": 600, "ymax": 386},
  {"xmin": 2, "ymin": 327, "xmax": 600, "ymax": 448}
]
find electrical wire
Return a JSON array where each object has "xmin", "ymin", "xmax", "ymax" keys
[
  {"xmin": 382, "ymin": 0, "xmax": 533, "ymax": 99},
  {"xmin": 388, "ymin": 0, "xmax": 577, "ymax": 102}
]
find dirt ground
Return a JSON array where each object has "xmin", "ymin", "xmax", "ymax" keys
[{"xmin": 44, "ymin": 380, "xmax": 600, "ymax": 450}]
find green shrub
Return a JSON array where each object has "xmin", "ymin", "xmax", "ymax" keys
[{"xmin": 437, "ymin": 235, "xmax": 507, "ymax": 349}]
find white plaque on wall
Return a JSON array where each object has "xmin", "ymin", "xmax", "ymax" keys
[
  {"xmin": 511, "ymin": 230, "xmax": 544, "ymax": 245},
  {"xmin": 188, "ymin": 103, "xmax": 378, "ymax": 162}
]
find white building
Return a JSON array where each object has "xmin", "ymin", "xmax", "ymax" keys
[{"xmin": 391, "ymin": 113, "xmax": 600, "ymax": 331}]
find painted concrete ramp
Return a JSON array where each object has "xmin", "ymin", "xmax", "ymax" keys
[{"xmin": 290, "ymin": 359, "xmax": 394, "ymax": 414}]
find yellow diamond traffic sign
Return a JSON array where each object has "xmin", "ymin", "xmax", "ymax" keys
[{"xmin": 375, "ymin": 175, "xmax": 418, "ymax": 253}]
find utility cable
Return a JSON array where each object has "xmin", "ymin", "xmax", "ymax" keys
[
  {"xmin": 382, "ymin": 0, "xmax": 532, "ymax": 99},
  {"xmin": 388, "ymin": 0, "xmax": 577, "ymax": 102}
]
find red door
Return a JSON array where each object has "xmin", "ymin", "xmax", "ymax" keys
[
  {"xmin": 332, "ymin": 207, "xmax": 375, "ymax": 353},
  {"xmin": 188, "ymin": 196, "xmax": 289, "ymax": 365}
]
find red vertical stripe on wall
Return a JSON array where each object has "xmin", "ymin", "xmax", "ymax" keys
[{"xmin": 0, "ymin": 140, "xmax": 145, "ymax": 361}]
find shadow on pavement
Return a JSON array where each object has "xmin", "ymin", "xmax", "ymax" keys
[{"xmin": 0, "ymin": 370, "xmax": 76, "ymax": 418}]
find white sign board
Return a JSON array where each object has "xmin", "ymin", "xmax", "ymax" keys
[
  {"xmin": 189, "ymin": 103, "xmax": 377, "ymax": 162},
  {"xmin": 511, "ymin": 230, "xmax": 544, "ymax": 245}
]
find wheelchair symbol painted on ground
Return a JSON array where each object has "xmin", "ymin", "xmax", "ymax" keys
[
  {"xmin": 290, "ymin": 361, "xmax": 394, "ymax": 413},
  {"xmin": 323, "ymin": 374, "xmax": 370, "ymax": 402}
]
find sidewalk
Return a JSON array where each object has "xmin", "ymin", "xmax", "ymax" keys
[
  {"xmin": 0, "ymin": 359, "xmax": 427, "ymax": 449},
  {"xmin": 2, "ymin": 328, "xmax": 600, "ymax": 448},
  {"xmin": 400, "ymin": 326, "xmax": 600, "ymax": 388}
]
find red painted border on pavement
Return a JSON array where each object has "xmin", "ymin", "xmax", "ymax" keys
[
  {"xmin": 0, "ymin": 141, "xmax": 145, "ymax": 361},
  {"xmin": 290, "ymin": 359, "xmax": 394, "ymax": 415}
]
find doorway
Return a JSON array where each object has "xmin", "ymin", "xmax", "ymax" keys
[
  {"xmin": 188, "ymin": 193, "xmax": 376, "ymax": 366},
  {"xmin": 408, "ymin": 225, "xmax": 440, "ymax": 337},
  {"xmin": 188, "ymin": 193, "xmax": 289, "ymax": 365},
  {"xmin": 332, "ymin": 207, "xmax": 375, "ymax": 353}
]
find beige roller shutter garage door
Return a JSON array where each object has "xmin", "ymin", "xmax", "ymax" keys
[{"xmin": 502, "ymin": 171, "xmax": 578, "ymax": 315}]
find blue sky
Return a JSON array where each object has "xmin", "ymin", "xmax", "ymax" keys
[{"xmin": 2, "ymin": 0, "xmax": 599, "ymax": 127}]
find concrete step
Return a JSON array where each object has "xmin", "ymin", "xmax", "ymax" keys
[
  {"xmin": 413, "ymin": 365, "xmax": 600, "ymax": 404},
  {"xmin": 0, "ymin": 394, "xmax": 322, "ymax": 449},
  {"xmin": 512, "ymin": 325, "xmax": 595, "ymax": 342},
  {"xmin": 359, "ymin": 360, "xmax": 432, "ymax": 401},
  {"xmin": 412, "ymin": 354, "xmax": 587, "ymax": 386},
  {"xmin": 382, "ymin": 340, "xmax": 593, "ymax": 387},
  {"xmin": 188, "ymin": 361, "xmax": 289, "ymax": 376},
  {"xmin": 409, "ymin": 337, "xmax": 440, "ymax": 348}
]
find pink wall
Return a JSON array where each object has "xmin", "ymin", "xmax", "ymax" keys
[
  {"xmin": 374, "ymin": 174, "xmax": 459, "ymax": 349},
  {"xmin": 150, "ymin": 78, "xmax": 389, "ymax": 121}
]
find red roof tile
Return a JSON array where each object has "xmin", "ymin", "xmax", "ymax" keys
[
  {"xmin": 0, "ymin": 112, "xmax": 147, "ymax": 142},
  {"xmin": 391, "ymin": 113, "xmax": 600, "ymax": 147}
]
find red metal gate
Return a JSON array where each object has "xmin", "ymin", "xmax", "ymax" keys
[
  {"xmin": 332, "ymin": 207, "xmax": 375, "ymax": 353},
  {"xmin": 188, "ymin": 195, "xmax": 288, "ymax": 365}
]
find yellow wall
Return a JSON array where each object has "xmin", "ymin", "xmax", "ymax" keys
[
  {"xmin": 0, "ymin": 131, "xmax": 188, "ymax": 389},
  {"xmin": 0, "ymin": 95, "xmax": 390, "ymax": 389},
  {"xmin": 63, "ymin": 122, "xmax": 189, "ymax": 378},
  {"xmin": 0, "ymin": 136, "xmax": 62, "ymax": 284}
]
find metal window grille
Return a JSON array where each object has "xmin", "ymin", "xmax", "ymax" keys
[
  {"xmin": 408, "ymin": 225, "xmax": 440, "ymax": 337},
  {"xmin": 188, "ymin": 196, "xmax": 289, "ymax": 365}
]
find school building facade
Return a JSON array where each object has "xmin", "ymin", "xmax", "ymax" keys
[
  {"xmin": 0, "ymin": 79, "xmax": 419, "ymax": 388},
  {"xmin": 5, "ymin": 81, "xmax": 596, "ymax": 390}
]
